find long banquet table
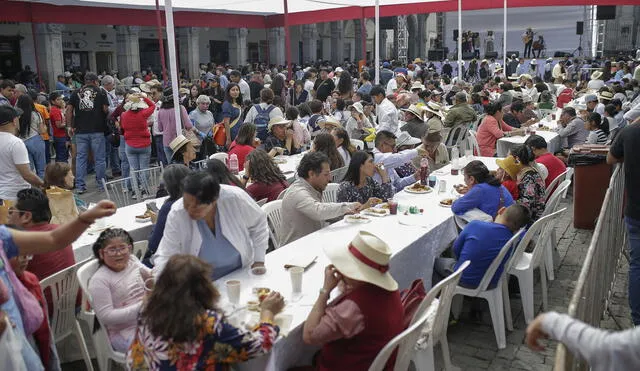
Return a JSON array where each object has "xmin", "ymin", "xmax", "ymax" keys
[
  {"xmin": 496, "ymin": 117, "xmax": 561, "ymax": 157},
  {"xmin": 217, "ymin": 156, "xmax": 499, "ymax": 371}
]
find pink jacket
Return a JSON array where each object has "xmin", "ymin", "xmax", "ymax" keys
[{"xmin": 476, "ymin": 114, "xmax": 513, "ymax": 157}]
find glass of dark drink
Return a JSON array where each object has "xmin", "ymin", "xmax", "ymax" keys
[
  {"xmin": 388, "ymin": 200, "xmax": 398, "ymax": 215},
  {"xmin": 451, "ymin": 167, "xmax": 459, "ymax": 176}
]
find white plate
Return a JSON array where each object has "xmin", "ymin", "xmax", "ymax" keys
[
  {"xmin": 404, "ymin": 183, "xmax": 433, "ymax": 194},
  {"xmin": 135, "ymin": 217, "xmax": 151, "ymax": 223},
  {"xmin": 361, "ymin": 208, "xmax": 390, "ymax": 217},
  {"xmin": 344, "ymin": 215, "xmax": 371, "ymax": 223},
  {"xmin": 438, "ymin": 199, "xmax": 454, "ymax": 208}
]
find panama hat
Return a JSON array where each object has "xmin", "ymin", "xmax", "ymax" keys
[
  {"xmin": 124, "ymin": 94, "xmax": 149, "ymax": 111},
  {"xmin": 396, "ymin": 131, "xmax": 422, "ymax": 148},
  {"xmin": 413, "ymin": 57, "xmax": 424, "ymax": 64},
  {"xmin": 324, "ymin": 231, "xmax": 398, "ymax": 291},
  {"xmin": 139, "ymin": 79, "xmax": 160, "ymax": 93},
  {"xmin": 267, "ymin": 116, "xmax": 291, "ymax": 132},
  {"xmin": 347, "ymin": 102, "xmax": 365, "ymax": 115},
  {"xmin": 318, "ymin": 115, "xmax": 343, "ymax": 130},
  {"xmin": 169, "ymin": 135, "xmax": 191, "ymax": 159},
  {"xmin": 496, "ymin": 155, "xmax": 523, "ymax": 179},
  {"xmin": 591, "ymin": 71, "xmax": 603, "ymax": 80},
  {"xmin": 423, "ymin": 101, "xmax": 444, "ymax": 119},
  {"xmin": 402, "ymin": 104, "xmax": 424, "ymax": 121},
  {"xmin": 410, "ymin": 81, "xmax": 425, "ymax": 91},
  {"xmin": 598, "ymin": 91, "xmax": 614, "ymax": 101}
]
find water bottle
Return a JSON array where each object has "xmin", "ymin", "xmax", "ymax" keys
[
  {"xmin": 420, "ymin": 157, "xmax": 430, "ymax": 185},
  {"xmin": 229, "ymin": 153, "xmax": 239, "ymax": 175},
  {"xmin": 450, "ymin": 147, "xmax": 460, "ymax": 175}
]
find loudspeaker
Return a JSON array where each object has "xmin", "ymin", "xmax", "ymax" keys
[
  {"xmin": 576, "ymin": 21, "xmax": 584, "ymax": 35},
  {"xmin": 428, "ymin": 49, "xmax": 446, "ymax": 61},
  {"xmin": 554, "ymin": 51, "xmax": 571, "ymax": 58},
  {"xmin": 485, "ymin": 51, "xmax": 498, "ymax": 59},
  {"xmin": 506, "ymin": 51, "xmax": 520, "ymax": 58},
  {"xmin": 453, "ymin": 29, "xmax": 459, "ymax": 41},
  {"xmin": 462, "ymin": 52, "xmax": 475, "ymax": 60},
  {"xmin": 596, "ymin": 6, "xmax": 616, "ymax": 20}
]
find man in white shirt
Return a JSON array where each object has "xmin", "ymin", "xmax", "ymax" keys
[
  {"xmin": 0, "ymin": 106, "xmax": 43, "ymax": 201},
  {"xmin": 229, "ymin": 70, "xmax": 251, "ymax": 102},
  {"xmin": 372, "ymin": 130, "xmax": 423, "ymax": 192},
  {"xmin": 371, "ymin": 85, "xmax": 399, "ymax": 133}
]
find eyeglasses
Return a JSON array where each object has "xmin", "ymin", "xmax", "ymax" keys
[{"xmin": 103, "ymin": 245, "xmax": 132, "ymax": 257}]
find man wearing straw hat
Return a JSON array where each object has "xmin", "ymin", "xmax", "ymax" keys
[
  {"xmin": 262, "ymin": 116, "xmax": 300, "ymax": 156},
  {"xmin": 400, "ymin": 104, "xmax": 427, "ymax": 139},
  {"xmin": 302, "ymin": 231, "xmax": 404, "ymax": 370}
]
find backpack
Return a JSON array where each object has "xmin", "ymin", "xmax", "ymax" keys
[{"xmin": 254, "ymin": 104, "xmax": 275, "ymax": 141}]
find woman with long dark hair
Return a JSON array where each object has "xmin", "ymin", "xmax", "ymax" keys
[
  {"xmin": 127, "ymin": 255, "xmax": 285, "ymax": 370},
  {"xmin": 476, "ymin": 102, "xmax": 524, "ymax": 157},
  {"xmin": 16, "ymin": 94, "xmax": 46, "ymax": 178},
  {"xmin": 183, "ymin": 84, "xmax": 202, "ymax": 113},
  {"xmin": 270, "ymin": 74, "xmax": 287, "ymax": 104},
  {"xmin": 509, "ymin": 145, "xmax": 547, "ymax": 221},
  {"xmin": 243, "ymin": 149, "xmax": 289, "ymax": 202},
  {"xmin": 331, "ymin": 127, "xmax": 354, "ymax": 165},
  {"xmin": 205, "ymin": 158, "xmax": 245, "ymax": 188},
  {"xmin": 452, "ymin": 160, "xmax": 515, "ymax": 219},
  {"xmin": 290, "ymin": 80, "xmax": 309, "ymax": 106},
  {"xmin": 337, "ymin": 70, "xmax": 353, "ymax": 100},
  {"xmin": 221, "ymin": 82, "xmax": 243, "ymax": 146},
  {"xmin": 312, "ymin": 133, "xmax": 344, "ymax": 170},
  {"xmin": 228, "ymin": 123, "xmax": 257, "ymax": 171},
  {"xmin": 337, "ymin": 151, "xmax": 393, "ymax": 203}
]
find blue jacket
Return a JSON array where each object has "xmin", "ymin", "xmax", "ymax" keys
[{"xmin": 452, "ymin": 183, "xmax": 514, "ymax": 219}]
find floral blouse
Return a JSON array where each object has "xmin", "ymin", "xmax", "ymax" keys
[
  {"xmin": 337, "ymin": 177, "xmax": 394, "ymax": 204},
  {"xmin": 517, "ymin": 168, "xmax": 547, "ymax": 221},
  {"xmin": 126, "ymin": 309, "xmax": 280, "ymax": 371}
]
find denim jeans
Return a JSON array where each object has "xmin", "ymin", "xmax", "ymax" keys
[
  {"xmin": 53, "ymin": 137, "xmax": 68, "ymax": 163},
  {"xmin": 75, "ymin": 133, "xmax": 106, "ymax": 191},
  {"xmin": 626, "ymin": 216, "xmax": 640, "ymax": 325},
  {"xmin": 24, "ymin": 135, "xmax": 46, "ymax": 179},
  {"xmin": 154, "ymin": 135, "xmax": 168, "ymax": 166},
  {"xmin": 118, "ymin": 143, "xmax": 131, "ymax": 190},
  {"xmin": 44, "ymin": 139, "xmax": 51, "ymax": 165},
  {"xmin": 105, "ymin": 138, "xmax": 121, "ymax": 174},
  {"xmin": 163, "ymin": 146, "xmax": 174, "ymax": 164},
  {"xmin": 125, "ymin": 143, "xmax": 151, "ymax": 193}
]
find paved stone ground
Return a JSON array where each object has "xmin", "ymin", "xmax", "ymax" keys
[{"xmin": 63, "ymin": 184, "xmax": 633, "ymax": 371}]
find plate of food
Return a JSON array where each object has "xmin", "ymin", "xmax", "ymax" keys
[
  {"xmin": 344, "ymin": 214, "xmax": 371, "ymax": 223},
  {"xmin": 376, "ymin": 202, "xmax": 391, "ymax": 210},
  {"xmin": 453, "ymin": 184, "xmax": 469, "ymax": 195},
  {"xmin": 439, "ymin": 198, "xmax": 454, "ymax": 208},
  {"xmin": 404, "ymin": 182, "xmax": 433, "ymax": 194},
  {"xmin": 273, "ymin": 156, "xmax": 288, "ymax": 164},
  {"xmin": 252, "ymin": 287, "xmax": 272, "ymax": 302},
  {"xmin": 361, "ymin": 208, "xmax": 390, "ymax": 217}
]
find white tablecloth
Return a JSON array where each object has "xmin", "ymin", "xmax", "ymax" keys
[
  {"xmin": 72, "ymin": 196, "xmax": 167, "ymax": 261},
  {"xmin": 496, "ymin": 119, "xmax": 560, "ymax": 157},
  {"xmin": 240, "ymin": 152, "xmax": 305, "ymax": 184},
  {"xmin": 217, "ymin": 157, "xmax": 499, "ymax": 371}
]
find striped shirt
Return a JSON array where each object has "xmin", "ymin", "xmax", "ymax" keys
[{"xmin": 586, "ymin": 129, "xmax": 608, "ymax": 145}]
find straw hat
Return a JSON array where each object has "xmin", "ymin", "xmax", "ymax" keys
[
  {"xmin": 347, "ymin": 102, "xmax": 365, "ymax": 115},
  {"xmin": 410, "ymin": 81, "xmax": 425, "ymax": 91},
  {"xmin": 496, "ymin": 156, "xmax": 523, "ymax": 179},
  {"xmin": 413, "ymin": 57, "xmax": 424, "ymax": 64},
  {"xmin": 318, "ymin": 115, "xmax": 343, "ymax": 130},
  {"xmin": 530, "ymin": 59, "xmax": 538, "ymax": 65},
  {"xmin": 169, "ymin": 135, "xmax": 191, "ymax": 159},
  {"xmin": 123, "ymin": 94, "xmax": 149, "ymax": 111},
  {"xmin": 395, "ymin": 73, "xmax": 409, "ymax": 82},
  {"xmin": 395, "ymin": 131, "xmax": 422, "ymax": 148},
  {"xmin": 139, "ymin": 79, "xmax": 160, "ymax": 93},
  {"xmin": 267, "ymin": 116, "xmax": 291, "ymax": 132},
  {"xmin": 423, "ymin": 101, "xmax": 444, "ymax": 119},
  {"xmin": 402, "ymin": 104, "xmax": 424, "ymax": 121},
  {"xmin": 324, "ymin": 231, "xmax": 398, "ymax": 291},
  {"xmin": 591, "ymin": 71, "xmax": 603, "ymax": 80},
  {"xmin": 179, "ymin": 88, "xmax": 189, "ymax": 95},
  {"xmin": 598, "ymin": 91, "xmax": 614, "ymax": 101}
]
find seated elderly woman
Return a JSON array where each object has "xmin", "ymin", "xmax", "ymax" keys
[
  {"xmin": 337, "ymin": 151, "xmax": 394, "ymax": 204},
  {"xmin": 420, "ymin": 132, "xmax": 450, "ymax": 171},
  {"xmin": 152, "ymin": 171, "xmax": 268, "ymax": 279},
  {"xmin": 144, "ymin": 165, "xmax": 192, "ymax": 267},
  {"xmin": 88, "ymin": 228, "xmax": 151, "ymax": 352},
  {"xmin": 476, "ymin": 102, "xmax": 524, "ymax": 157},
  {"xmin": 301, "ymin": 232, "xmax": 404, "ymax": 370},
  {"xmin": 168, "ymin": 134, "xmax": 197, "ymax": 168},
  {"xmin": 452, "ymin": 160, "xmax": 515, "ymax": 220},
  {"xmin": 127, "ymin": 255, "xmax": 285, "ymax": 369},
  {"xmin": 400, "ymin": 104, "xmax": 428, "ymax": 139}
]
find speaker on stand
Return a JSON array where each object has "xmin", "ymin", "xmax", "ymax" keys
[{"xmin": 573, "ymin": 21, "xmax": 584, "ymax": 56}]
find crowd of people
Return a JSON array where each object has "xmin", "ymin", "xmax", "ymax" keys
[{"xmin": 1, "ymin": 49, "xmax": 640, "ymax": 370}]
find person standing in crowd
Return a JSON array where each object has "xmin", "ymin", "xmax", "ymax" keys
[
  {"xmin": 229, "ymin": 70, "xmax": 251, "ymax": 101},
  {"xmin": 220, "ymin": 82, "xmax": 244, "ymax": 147},
  {"xmin": 101, "ymin": 75, "xmax": 121, "ymax": 179},
  {"xmin": 120, "ymin": 93, "xmax": 155, "ymax": 194},
  {"xmin": 608, "ymin": 121, "xmax": 640, "ymax": 326},
  {"xmin": 556, "ymin": 107, "xmax": 588, "ymax": 149},
  {"xmin": 183, "ymin": 84, "xmax": 201, "ymax": 114},
  {"xmin": 48, "ymin": 92, "xmax": 69, "ymax": 164},
  {"xmin": 281, "ymin": 152, "xmax": 364, "ymax": 245},
  {"xmin": 313, "ymin": 68, "xmax": 336, "ymax": 103},
  {"xmin": 65, "ymin": 72, "xmax": 109, "ymax": 193},
  {"xmin": 370, "ymin": 85, "xmax": 399, "ymax": 133},
  {"xmin": 0, "ymin": 80, "xmax": 15, "ymax": 106},
  {"xmin": 188, "ymin": 95, "xmax": 215, "ymax": 140},
  {"xmin": 244, "ymin": 88, "xmax": 283, "ymax": 142},
  {"xmin": 337, "ymin": 151, "xmax": 394, "ymax": 204},
  {"xmin": 157, "ymin": 87, "xmax": 194, "ymax": 161},
  {"xmin": 147, "ymin": 84, "xmax": 166, "ymax": 166},
  {"xmin": 15, "ymin": 95, "xmax": 46, "ymax": 179},
  {"xmin": 242, "ymin": 149, "xmax": 289, "ymax": 202}
]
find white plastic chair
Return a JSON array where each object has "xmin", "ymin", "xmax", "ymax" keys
[
  {"xmin": 193, "ymin": 159, "xmax": 208, "ymax": 169},
  {"xmin": 322, "ymin": 183, "xmax": 340, "ymax": 203},
  {"xmin": 562, "ymin": 167, "xmax": 574, "ymax": 198},
  {"xmin": 132, "ymin": 240, "xmax": 149, "ymax": 260},
  {"xmin": 471, "ymin": 114, "xmax": 485, "ymax": 131},
  {"xmin": 76, "ymin": 260, "xmax": 126, "ymax": 371},
  {"xmin": 256, "ymin": 198, "xmax": 268, "ymax": 207},
  {"xmin": 330, "ymin": 166, "xmax": 348, "ymax": 183},
  {"xmin": 209, "ymin": 152, "xmax": 229, "ymax": 164},
  {"xmin": 130, "ymin": 165, "xmax": 163, "ymax": 200},
  {"xmin": 541, "ymin": 179, "xmax": 571, "ymax": 281},
  {"xmin": 505, "ymin": 209, "xmax": 565, "ymax": 324},
  {"xmin": 276, "ymin": 188, "xmax": 288, "ymax": 200},
  {"xmin": 351, "ymin": 139, "xmax": 365, "ymax": 150},
  {"xmin": 544, "ymin": 169, "xmax": 569, "ymax": 202},
  {"xmin": 262, "ymin": 200, "xmax": 284, "ymax": 249},
  {"xmin": 41, "ymin": 262, "xmax": 94, "ymax": 371},
  {"xmin": 451, "ymin": 229, "xmax": 525, "ymax": 349},
  {"xmin": 412, "ymin": 261, "xmax": 471, "ymax": 371},
  {"xmin": 466, "ymin": 129, "xmax": 480, "ymax": 156},
  {"xmin": 444, "ymin": 123, "xmax": 469, "ymax": 156},
  {"xmin": 102, "ymin": 177, "xmax": 138, "ymax": 208}
]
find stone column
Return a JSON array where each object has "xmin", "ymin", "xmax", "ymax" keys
[
  {"xmin": 395, "ymin": 15, "xmax": 408, "ymax": 64},
  {"xmin": 417, "ymin": 14, "xmax": 428, "ymax": 59},
  {"xmin": 88, "ymin": 51, "xmax": 97, "ymax": 73},
  {"xmin": 354, "ymin": 19, "xmax": 363, "ymax": 61},
  {"xmin": 228, "ymin": 28, "xmax": 248, "ymax": 67},
  {"xmin": 116, "ymin": 26, "xmax": 141, "ymax": 78},
  {"xmin": 330, "ymin": 21, "xmax": 344, "ymax": 64},
  {"xmin": 302, "ymin": 24, "xmax": 318, "ymax": 63},
  {"xmin": 177, "ymin": 27, "xmax": 201, "ymax": 80},
  {"xmin": 380, "ymin": 30, "xmax": 388, "ymax": 60},
  {"xmin": 35, "ymin": 24, "xmax": 64, "ymax": 91},
  {"xmin": 268, "ymin": 27, "xmax": 286, "ymax": 66}
]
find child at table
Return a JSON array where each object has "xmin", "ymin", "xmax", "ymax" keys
[{"xmin": 584, "ymin": 112, "xmax": 609, "ymax": 145}]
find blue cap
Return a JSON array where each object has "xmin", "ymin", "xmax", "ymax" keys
[{"xmin": 382, "ymin": 62, "xmax": 390, "ymax": 68}]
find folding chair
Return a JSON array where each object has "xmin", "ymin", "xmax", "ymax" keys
[
  {"xmin": 330, "ymin": 166, "xmax": 348, "ymax": 183},
  {"xmin": 262, "ymin": 200, "xmax": 285, "ymax": 249},
  {"xmin": 322, "ymin": 183, "xmax": 340, "ymax": 203}
]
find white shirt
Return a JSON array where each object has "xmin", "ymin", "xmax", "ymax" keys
[
  {"xmin": 372, "ymin": 148, "xmax": 419, "ymax": 191},
  {"xmin": 587, "ymin": 79, "xmax": 605, "ymax": 91},
  {"xmin": 337, "ymin": 146, "xmax": 351, "ymax": 165},
  {"xmin": 376, "ymin": 98, "xmax": 399, "ymax": 134},
  {"xmin": 238, "ymin": 79, "xmax": 251, "ymax": 102},
  {"xmin": 0, "ymin": 132, "xmax": 31, "ymax": 201},
  {"xmin": 304, "ymin": 79, "xmax": 315, "ymax": 94},
  {"xmin": 150, "ymin": 101, "xmax": 162, "ymax": 136},
  {"xmin": 385, "ymin": 78, "xmax": 398, "ymax": 96},
  {"xmin": 152, "ymin": 185, "xmax": 268, "ymax": 276}
]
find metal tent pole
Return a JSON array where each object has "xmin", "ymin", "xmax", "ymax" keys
[
  {"xmin": 163, "ymin": 0, "xmax": 181, "ymax": 135},
  {"xmin": 374, "ymin": 0, "xmax": 380, "ymax": 84}
]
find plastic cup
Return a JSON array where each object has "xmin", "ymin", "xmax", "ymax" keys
[
  {"xmin": 289, "ymin": 267, "xmax": 304, "ymax": 294},
  {"xmin": 428, "ymin": 175, "xmax": 437, "ymax": 188},
  {"xmin": 226, "ymin": 280, "xmax": 241, "ymax": 306},
  {"xmin": 388, "ymin": 200, "xmax": 398, "ymax": 215},
  {"xmin": 438, "ymin": 179, "xmax": 447, "ymax": 194}
]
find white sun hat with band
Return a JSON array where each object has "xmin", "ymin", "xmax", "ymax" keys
[{"xmin": 324, "ymin": 231, "xmax": 397, "ymax": 291}]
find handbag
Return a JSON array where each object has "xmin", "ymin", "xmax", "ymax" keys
[
  {"xmin": 213, "ymin": 115, "xmax": 240, "ymax": 146},
  {"xmin": 399, "ymin": 279, "xmax": 426, "ymax": 329},
  {"xmin": 0, "ymin": 239, "xmax": 44, "ymax": 335}
]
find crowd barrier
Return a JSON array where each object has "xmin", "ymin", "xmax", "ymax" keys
[{"xmin": 554, "ymin": 165, "xmax": 627, "ymax": 370}]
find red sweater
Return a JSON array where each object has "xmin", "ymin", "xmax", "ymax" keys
[
  {"xmin": 50, "ymin": 106, "xmax": 66, "ymax": 138},
  {"xmin": 318, "ymin": 284, "xmax": 404, "ymax": 371},
  {"xmin": 19, "ymin": 271, "xmax": 52, "ymax": 369},
  {"xmin": 120, "ymin": 97, "xmax": 155, "ymax": 148},
  {"xmin": 247, "ymin": 180, "xmax": 288, "ymax": 202},
  {"xmin": 227, "ymin": 141, "xmax": 255, "ymax": 171},
  {"xmin": 536, "ymin": 152, "xmax": 567, "ymax": 189}
]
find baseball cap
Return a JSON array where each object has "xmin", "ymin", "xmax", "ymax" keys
[
  {"xmin": 0, "ymin": 105, "xmax": 23, "ymax": 126},
  {"xmin": 584, "ymin": 94, "xmax": 598, "ymax": 103}
]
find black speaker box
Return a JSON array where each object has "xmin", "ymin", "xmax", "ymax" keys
[
  {"xmin": 576, "ymin": 21, "xmax": 584, "ymax": 35},
  {"xmin": 596, "ymin": 6, "xmax": 616, "ymax": 20},
  {"xmin": 453, "ymin": 29, "xmax": 459, "ymax": 41},
  {"xmin": 485, "ymin": 51, "xmax": 498, "ymax": 59}
]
